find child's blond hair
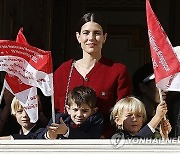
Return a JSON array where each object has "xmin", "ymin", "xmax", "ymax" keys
[
  {"xmin": 111, "ymin": 96, "xmax": 147, "ymax": 127},
  {"xmin": 11, "ymin": 97, "xmax": 23, "ymax": 116}
]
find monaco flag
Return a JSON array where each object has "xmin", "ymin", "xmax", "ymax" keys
[
  {"xmin": 4, "ymin": 28, "xmax": 38, "ymax": 123},
  {"xmin": 4, "ymin": 74, "xmax": 38, "ymax": 123},
  {"xmin": 146, "ymin": 0, "xmax": 180, "ymax": 91},
  {"xmin": 0, "ymin": 35, "xmax": 53, "ymax": 96},
  {"xmin": 0, "ymin": 28, "xmax": 53, "ymax": 122}
]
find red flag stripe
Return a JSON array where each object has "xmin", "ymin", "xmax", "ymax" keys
[
  {"xmin": 146, "ymin": 0, "xmax": 180, "ymax": 85},
  {"xmin": 0, "ymin": 40, "xmax": 52, "ymax": 73}
]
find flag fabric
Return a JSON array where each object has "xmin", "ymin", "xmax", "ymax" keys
[
  {"xmin": 174, "ymin": 46, "xmax": 180, "ymax": 62},
  {"xmin": 4, "ymin": 74, "xmax": 38, "ymax": 123},
  {"xmin": 4, "ymin": 28, "xmax": 38, "ymax": 122},
  {"xmin": 166, "ymin": 46, "xmax": 180, "ymax": 91},
  {"xmin": 146, "ymin": 0, "xmax": 180, "ymax": 91},
  {"xmin": 0, "ymin": 28, "xmax": 53, "ymax": 122},
  {"xmin": 15, "ymin": 27, "xmax": 29, "ymax": 45},
  {"xmin": 0, "ymin": 37, "xmax": 53, "ymax": 96}
]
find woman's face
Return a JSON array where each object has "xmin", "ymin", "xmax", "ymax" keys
[{"xmin": 76, "ymin": 21, "xmax": 107, "ymax": 55}]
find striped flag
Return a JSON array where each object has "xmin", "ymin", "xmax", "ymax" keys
[
  {"xmin": 146, "ymin": 0, "xmax": 180, "ymax": 91},
  {"xmin": 0, "ymin": 28, "xmax": 53, "ymax": 122}
]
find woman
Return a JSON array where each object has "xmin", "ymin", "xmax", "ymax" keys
[{"xmin": 54, "ymin": 12, "xmax": 132, "ymax": 138}]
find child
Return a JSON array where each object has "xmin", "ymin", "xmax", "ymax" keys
[
  {"xmin": 111, "ymin": 96, "xmax": 171, "ymax": 139},
  {"xmin": 0, "ymin": 97, "xmax": 42, "ymax": 139},
  {"xmin": 37, "ymin": 85, "xmax": 104, "ymax": 139}
]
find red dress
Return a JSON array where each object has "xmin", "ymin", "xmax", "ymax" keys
[{"xmin": 54, "ymin": 56, "xmax": 132, "ymax": 138}]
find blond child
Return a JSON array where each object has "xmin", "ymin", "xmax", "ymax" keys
[
  {"xmin": 111, "ymin": 96, "xmax": 171, "ymax": 139},
  {"xmin": 0, "ymin": 97, "xmax": 41, "ymax": 139}
]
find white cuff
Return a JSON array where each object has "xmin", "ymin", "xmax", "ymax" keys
[
  {"xmin": 63, "ymin": 127, "xmax": 69, "ymax": 138},
  {"xmin": 147, "ymin": 124, "xmax": 156, "ymax": 133},
  {"xmin": 44, "ymin": 132, "xmax": 51, "ymax": 139}
]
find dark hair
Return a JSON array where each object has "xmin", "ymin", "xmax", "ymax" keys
[
  {"xmin": 67, "ymin": 86, "xmax": 97, "ymax": 109},
  {"xmin": 76, "ymin": 12, "xmax": 107, "ymax": 34}
]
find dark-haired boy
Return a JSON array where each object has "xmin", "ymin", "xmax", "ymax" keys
[{"xmin": 37, "ymin": 85, "xmax": 103, "ymax": 139}]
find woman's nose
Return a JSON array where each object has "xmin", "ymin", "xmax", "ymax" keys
[{"xmin": 88, "ymin": 32, "xmax": 95, "ymax": 40}]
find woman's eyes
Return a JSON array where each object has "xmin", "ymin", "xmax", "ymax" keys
[
  {"xmin": 82, "ymin": 31, "xmax": 102, "ymax": 35},
  {"xmin": 82, "ymin": 31, "xmax": 88, "ymax": 35},
  {"xmin": 95, "ymin": 32, "xmax": 101, "ymax": 35}
]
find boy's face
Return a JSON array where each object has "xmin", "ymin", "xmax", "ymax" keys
[
  {"xmin": 115, "ymin": 109, "xmax": 144, "ymax": 135},
  {"xmin": 66, "ymin": 102, "xmax": 96, "ymax": 125},
  {"xmin": 15, "ymin": 106, "xmax": 34, "ymax": 130}
]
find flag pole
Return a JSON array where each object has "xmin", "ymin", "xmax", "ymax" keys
[
  {"xmin": 50, "ymin": 74, "xmax": 55, "ymax": 123},
  {"xmin": 0, "ymin": 84, "xmax": 5, "ymax": 105},
  {"xmin": 158, "ymin": 88, "xmax": 168, "ymax": 139},
  {"xmin": 158, "ymin": 88, "xmax": 167, "ymax": 120},
  {"xmin": 51, "ymin": 94, "xmax": 55, "ymax": 123}
]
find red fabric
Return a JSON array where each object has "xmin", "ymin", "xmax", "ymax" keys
[
  {"xmin": 53, "ymin": 56, "xmax": 132, "ymax": 138},
  {"xmin": 0, "ymin": 32, "xmax": 53, "ymax": 96},
  {"xmin": 5, "ymin": 28, "xmax": 32, "ymax": 94},
  {"xmin": 16, "ymin": 27, "xmax": 29, "ymax": 45},
  {"xmin": 0, "ymin": 41, "xmax": 52, "ymax": 73},
  {"xmin": 146, "ymin": 0, "xmax": 180, "ymax": 84}
]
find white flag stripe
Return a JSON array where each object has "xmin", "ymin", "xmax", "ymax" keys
[
  {"xmin": 157, "ymin": 73, "xmax": 180, "ymax": 91},
  {"xmin": 0, "ymin": 55, "xmax": 53, "ymax": 96},
  {"xmin": 0, "ymin": 84, "xmax": 5, "ymax": 105},
  {"xmin": 4, "ymin": 79, "xmax": 38, "ymax": 123},
  {"xmin": 156, "ymin": 46, "xmax": 180, "ymax": 92},
  {"xmin": 174, "ymin": 46, "xmax": 180, "ymax": 62}
]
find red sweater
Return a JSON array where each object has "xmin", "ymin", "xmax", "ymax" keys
[{"xmin": 54, "ymin": 56, "xmax": 132, "ymax": 138}]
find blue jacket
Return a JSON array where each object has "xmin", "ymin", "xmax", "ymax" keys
[
  {"xmin": 114, "ymin": 125, "xmax": 154, "ymax": 139},
  {"xmin": 11, "ymin": 122, "xmax": 43, "ymax": 139},
  {"xmin": 37, "ymin": 112, "xmax": 104, "ymax": 139}
]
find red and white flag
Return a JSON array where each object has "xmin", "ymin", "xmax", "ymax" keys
[
  {"xmin": 0, "ymin": 28, "xmax": 53, "ymax": 122},
  {"xmin": 146, "ymin": 0, "xmax": 180, "ymax": 91},
  {"xmin": 4, "ymin": 28, "xmax": 38, "ymax": 123},
  {"xmin": 0, "ymin": 37, "xmax": 53, "ymax": 95},
  {"xmin": 4, "ymin": 74, "xmax": 38, "ymax": 123}
]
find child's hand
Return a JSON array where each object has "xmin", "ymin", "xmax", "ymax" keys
[
  {"xmin": 46, "ymin": 129, "xmax": 58, "ymax": 139},
  {"xmin": 148, "ymin": 101, "xmax": 169, "ymax": 130},
  {"xmin": 160, "ymin": 119, "xmax": 172, "ymax": 139},
  {"xmin": 155, "ymin": 101, "xmax": 168, "ymax": 119},
  {"xmin": 47, "ymin": 117, "xmax": 68, "ymax": 139}
]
